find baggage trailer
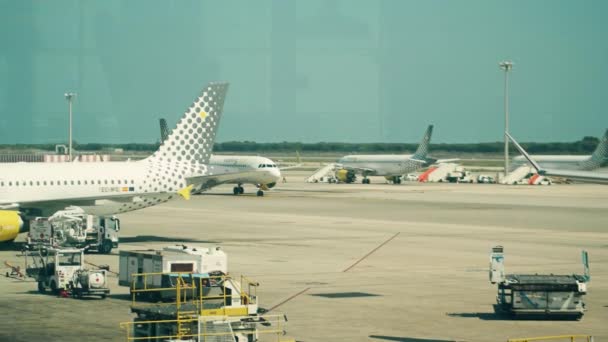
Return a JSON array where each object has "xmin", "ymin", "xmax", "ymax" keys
[
  {"xmin": 489, "ymin": 246, "xmax": 590, "ymax": 320},
  {"xmin": 119, "ymin": 245, "xmax": 227, "ymax": 300}
]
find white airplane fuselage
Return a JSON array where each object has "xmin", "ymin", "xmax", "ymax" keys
[
  {"xmin": 511, "ymin": 130, "xmax": 608, "ymax": 171},
  {"xmin": 0, "ymin": 159, "xmax": 203, "ymax": 216},
  {"xmin": 208, "ymin": 155, "xmax": 281, "ymax": 186},
  {"xmin": 338, "ymin": 154, "xmax": 422, "ymax": 176},
  {"xmin": 511, "ymin": 155, "xmax": 604, "ymax": 171}
]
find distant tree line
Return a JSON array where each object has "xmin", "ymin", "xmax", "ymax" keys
[{"xmin": 0, "ymin": 136, "xmax": 600, "ymax": 154}]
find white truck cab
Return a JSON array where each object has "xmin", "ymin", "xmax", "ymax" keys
[{"xmin": 26, "ymin": 247, "xmax": 83, "ymax": 293}]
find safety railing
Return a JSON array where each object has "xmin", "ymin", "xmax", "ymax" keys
[
  {"xmin": 129, "ymin": 272, "xmax": 258, "ymax": 317},
  {"xmin": 120, "ymin": 314, "xmax": 291, "ymax": 341},
  {"xmin": 508, "ymin": 335, "xmax": 594, "ymax": 342}
]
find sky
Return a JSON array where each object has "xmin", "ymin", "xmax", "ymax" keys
[{"xmin": 0, "ymin": 0, "xmax": 607, "ymax": 144}]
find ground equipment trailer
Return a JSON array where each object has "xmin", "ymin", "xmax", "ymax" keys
[
  {"xmin": 489, "ymin": 245, "xmax": 590, "ymax": 319},
  {"xmin": 26, "ymin": 210, "xmax": 120, "ymax": 254},
  {"xmin": 25, "ymin": 247, "xmax": 110, "ymax": 298},
  {"xmin": 119, "ymin": 245, "xmax": 228, "ymax": 301},
  {"xmin": 121, "ymin": 272, "xmax": 295, "ymax": 342}
]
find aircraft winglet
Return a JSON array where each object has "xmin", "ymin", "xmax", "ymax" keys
[{"xmin": 177, "ymin": 185, "xmax": 194, "ymax": 200}]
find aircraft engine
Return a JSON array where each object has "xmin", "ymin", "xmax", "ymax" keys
[
  {"xmin": 0, "ymin": 211, "xmax": 25, "ymax": 243},
  {"xmin": 266, "ymin": 182, "xmax": 277, "ymax": 189},
  {"xmin": 335, "ymin": 169, "xmax": 356, "ymax": 183}
]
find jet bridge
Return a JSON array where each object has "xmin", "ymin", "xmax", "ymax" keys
[{"xmin": 489, "ymin": 246, "xmax": 590, "ymax": 320}]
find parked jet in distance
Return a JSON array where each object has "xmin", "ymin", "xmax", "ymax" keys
[
  {"xmin": 507, "ymin": 132, "xmax": 608, "ymax": 185},
  {"xmin": 159, "ymin": 118, "xmax": 283, "ymax": 196},
  {"xmin": 511, "ymin": 129, "xmax": 608, "ymax": 171},
  {"xmin": 201, "ymin": 156, "xmax": 282, "ymax": 196},
  {"xmin": 0, "ymin": 82, "xmax": 233, "ymax": 243},
  {"xmin": 335, "ymin": 125, "xmax": 448, "ymax": 184}
]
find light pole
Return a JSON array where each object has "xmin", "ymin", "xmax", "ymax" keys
[
  {"xmin": 499, "ymin": 61, "xmax": 513, "ymax": 176},
  {"xmin": 64, "ymin": 92, "xmax": 77, "ymax": 161}
]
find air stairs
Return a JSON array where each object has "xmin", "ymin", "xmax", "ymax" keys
[
  {"xmin": 501, "ymin": 166, "xmax": 532, "ymax": 185},
  {"xmin": 306, "ymin": 163, "xmax": 338, "ymax": 183},
  {"xmin": 420, "ymin": 163, "xmax": 458, "ymax": 182}
]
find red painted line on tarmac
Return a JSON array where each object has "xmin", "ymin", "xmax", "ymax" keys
[{"xmin": 342, "ymin": 232, "xmax": 401, "ymax": 273}]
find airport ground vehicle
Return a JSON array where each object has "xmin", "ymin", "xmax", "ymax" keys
[
  {"xmin": 335, "ymin": 169, "xmax": 357, "ymax": 183},
  {"xmin": 25, "ymin": 247, "xmax": 110, "ymax": 298},
  {"xmin": 405, "ymin": 173, "xmax": 418, "ymax": 181},
  {"xmin": 489, "ymin": 246, "xmax": 590, "ymax": 319},
  {"xmin": 121, "ymin": 271, "xmax": 294, "ymax": 342},
  {"xmin": 116, "ymin": 245, "xmax": 296, "ymax": 341},
  {"xmin": 446, "ymin": 169, "xmax": 473, "ymax": 183},
  {"xmin": 477, "ymin": 174, "xmax": 496, "ymax": 183},
  {"xmin": 26, "ymin": 210, "xmax": 119, "ymax": 254},
  {"xmin": 119, "ymin": 245, "xmax": 227, "ymax": 301}
]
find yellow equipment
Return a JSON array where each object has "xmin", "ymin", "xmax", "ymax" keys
[{"xmin": 0, "ymin": 211, "xmax": 24, "ymax": 243}]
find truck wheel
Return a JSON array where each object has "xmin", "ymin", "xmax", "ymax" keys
[
  {"xmin": 100, "ymin": 240, "xmax": 113, "ymax": 254},
  {"xmin": 50, "ymin": 281, "xmax": 58, "ymax": 295},
  {"xmin": 37, "ymin": 281, "xmax": 46, "ymax": 293}
]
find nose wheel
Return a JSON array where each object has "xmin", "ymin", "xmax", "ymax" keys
[{"xmin": 256, "ymin": 190, "xmax": 264, "ymax": 197}]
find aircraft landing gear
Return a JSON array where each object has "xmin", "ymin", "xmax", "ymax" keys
[
  {"xmin": 392, "ymin": 176, "xmax": 402, "ymax": 184},
  {"xmin": 362, "ymin": 178, "xmax": 371, "ymax": 184},
  {"xmin": 256, "ymin": 190, "xmax": 264, "ymax": 197},
  {"xmin": 233, "ymin": 185, "xmax": 245, "ymax": 195}
]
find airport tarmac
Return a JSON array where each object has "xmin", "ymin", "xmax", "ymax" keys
[{"xmin": 1, "ymin": 171, "xmax": 607, "ymax": 341}]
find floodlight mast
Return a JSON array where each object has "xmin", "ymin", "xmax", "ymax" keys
[
  {"xmin": 64, "ymin": 92, "xmax": 77, "ymax": 161},
  {"xmin": 499, "ymin": 61, "xmax": 513, "ymax": 176}
]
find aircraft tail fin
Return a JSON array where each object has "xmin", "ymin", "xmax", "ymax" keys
[
  {"xmin": 149, "ymin": 82, "xmax": 229, "ymax": 165},
  {"xmin": 159, "ymin": 118, "xmax": 169, "ymax": 143},
  {"xmin": 412, "ymin": 125, "xmax": 434, "ymax": 160},
  {"xmin": 583, "ymin": 129, "xmax": 608, "ymax": 170}
]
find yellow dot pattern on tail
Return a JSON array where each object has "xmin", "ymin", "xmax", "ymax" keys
[{"xmin": 151, "ymin": 82, "xmax": 229, "ymax": 166}]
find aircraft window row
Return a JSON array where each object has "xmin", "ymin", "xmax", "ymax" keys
[
  {"xmin": 258, "ymin": 164, "xmax": 277, "ymax": 168},
  {"xmin": 215, "ymin": 163, "xmax": 246, "ymax": 168},
  {"xmin": 0, "ymin": 179, "xmax": 136, "ymax": 187}
]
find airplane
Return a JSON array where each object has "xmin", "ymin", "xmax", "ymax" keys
[
  {"xmin": 159, "ymin": 117, "xmax": 282, "ymax": 196},
  {"xmin": 335, "ymin": 125, "xmax": 443, "ymax": 184},
  {"xmin": 199, "ymin": 155, "xmax": 282, "ymax": 196},
  {"xmin": 511, "ymin": 129, "xmax": 608, "ymax": 171},
  {"xmin": 0, "ymin": 82, "xmax": 234, "ymax": 243},
  {"xmin": 507, "ymin": 132, "xmax": 608, "ymax": 185}
]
